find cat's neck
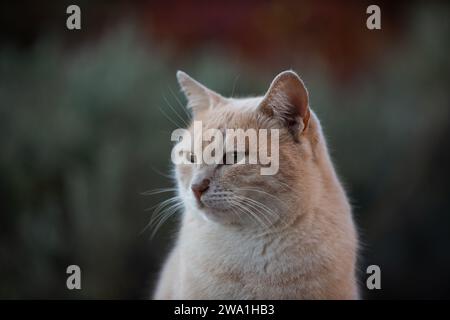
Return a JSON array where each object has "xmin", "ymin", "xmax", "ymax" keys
[{"xmin": 180, "ymin": 198, "xmax": 314, "ymax": 247}]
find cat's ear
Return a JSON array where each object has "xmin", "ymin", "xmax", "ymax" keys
[
  {"xmin": 259, "ymin": 70, "xmax": 310, "ymax": 139},
  {"xmin": 176, "ymin": 71, "xmax": 224, "ymax": 116}
]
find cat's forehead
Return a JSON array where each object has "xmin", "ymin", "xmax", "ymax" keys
[
  {"xmin": 193, "ymin": 96, "xmax": 265, "ymax": 130},
  {"xmin": 226, "ymin": 97, "xmax": 264, "ymax": 112}
]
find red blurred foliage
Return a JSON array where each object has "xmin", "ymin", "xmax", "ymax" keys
[
  {"xmin": 137, "ymin": 0, "xmax": 409, "ymax": 81},
  {"xmin": 0, "ymin": 0, "xmax": 411, "ymax": 81}
]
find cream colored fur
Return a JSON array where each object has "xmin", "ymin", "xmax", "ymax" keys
[{"xmin": 153, "ymin": 70, "xmax": 358, "ymax": 299}]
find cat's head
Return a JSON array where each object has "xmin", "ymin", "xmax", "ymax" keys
[{"xmin": 172, "ymin": 70, "xmax": 321, "ymax": 227}]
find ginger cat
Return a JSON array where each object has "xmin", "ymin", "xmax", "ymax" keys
[{"xmin": 153, "ymin": 70, "xmax": 358, "ymax": 299}]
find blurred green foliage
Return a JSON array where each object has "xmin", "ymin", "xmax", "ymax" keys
[{"xmin": 0, "ymin": 4, "xmax": 449, "ymax": 298}]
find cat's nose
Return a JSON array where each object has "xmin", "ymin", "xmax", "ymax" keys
[{"xmin": 191, "ymin": 179, "xmax": 210, "ymax": 202}]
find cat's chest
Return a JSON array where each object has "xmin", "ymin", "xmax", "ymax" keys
[
  {"xmin": 180, "ymin": 224, "xmax": 304, "ymax": 274},
  {"xmin": 176, "ymin": 222, "xmax": 320, "ymax": 298}
]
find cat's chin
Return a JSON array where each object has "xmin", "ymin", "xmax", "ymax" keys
[{"xmin": 197, "ymin": 206, "xmax": 238, "ymax": 225}]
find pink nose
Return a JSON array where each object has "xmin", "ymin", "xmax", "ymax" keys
[{"xmin": 191, "ymin": 179, "xmax": 210, "ymax": 201}]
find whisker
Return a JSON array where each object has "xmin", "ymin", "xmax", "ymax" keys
[
  {"xmin": 226, "ymin": 198, "xmax": 244, "ymax": 225},
  {"xmin": 150, "ymin": 166, "xmax": 175, "ymax": 180},
  {"xmin": 237, "ymin": 196, "xmax": 277, "ymax": 226},
  {"xmin": 141, "ymin": 196, "xmax": 181, "ymax": 235},
  {"xmin": 236, "ymin": 187, "xmax": 284, "ymax": 203},
  {"xmin": 149, "ymin": 202, "xmax": 183, "ymax": 238},
  {"xmin": 144, "ymin": 195, "xmax": 179, "ymax": 212},
  {"xmin": 228, "ymin": 198, "xmax": 258, "ymax": 226},
  {"xmin": 247, "ymin": 196, "xmax": 291, "ymax": 229},
  {"xmin": 141, "ymin": 187, "xmax": 177, "ymax": 196},
  {"xmin": 234, "ymin": 197, "xmax": 271, "ymax": 229},
  {"xmin": 235, "ymin": 195, "xmax": 280, "ymax": 220},
  {"xmin": 163, "ymin": 94, "xmax": 189, "ymax": 127},
  {"xmin": 168, "ymin": 86, "xmax": 192, "ymax": 120},
  {"xmin": 276, "ymin": 181, "xmax": 297, "ymax": 193},
  {"xmin": 158, "ymin": 104, "xmax": 183, "ymax": 129}
]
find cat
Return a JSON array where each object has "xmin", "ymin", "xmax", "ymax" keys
[{"xmin": 153, "ymin": 70, "xmax": 359, "ymax": 299}]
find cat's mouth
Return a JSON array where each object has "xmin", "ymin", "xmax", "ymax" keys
[
  {"xmin": 199, "ymin": 198, "xmax": 229, "ymax": 211},
  {"xmin": 196, "ymin": 193, "xmax": 234, "ymax": 213}
]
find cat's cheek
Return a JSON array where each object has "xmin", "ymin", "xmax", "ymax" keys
[{"xmin": 220, "ymin": 164, "xmax": 263, "ymax": 186}]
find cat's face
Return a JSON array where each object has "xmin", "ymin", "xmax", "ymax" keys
[{"xmin": 173, "ymin": 71, "xmax": 314, "ymax": 227}]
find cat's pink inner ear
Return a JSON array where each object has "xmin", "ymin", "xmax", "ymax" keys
[
  {"xmin": 260, "ymin": 71, "xmax": 310, "ymax": 135},
  {"xmin": 176, "ymin": 71, "xmax": 223, "ymax": 116}
]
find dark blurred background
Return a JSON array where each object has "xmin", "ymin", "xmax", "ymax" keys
[{"xmin": 0, "ymin": 0, "xmax": 449, "ymax": 299}]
